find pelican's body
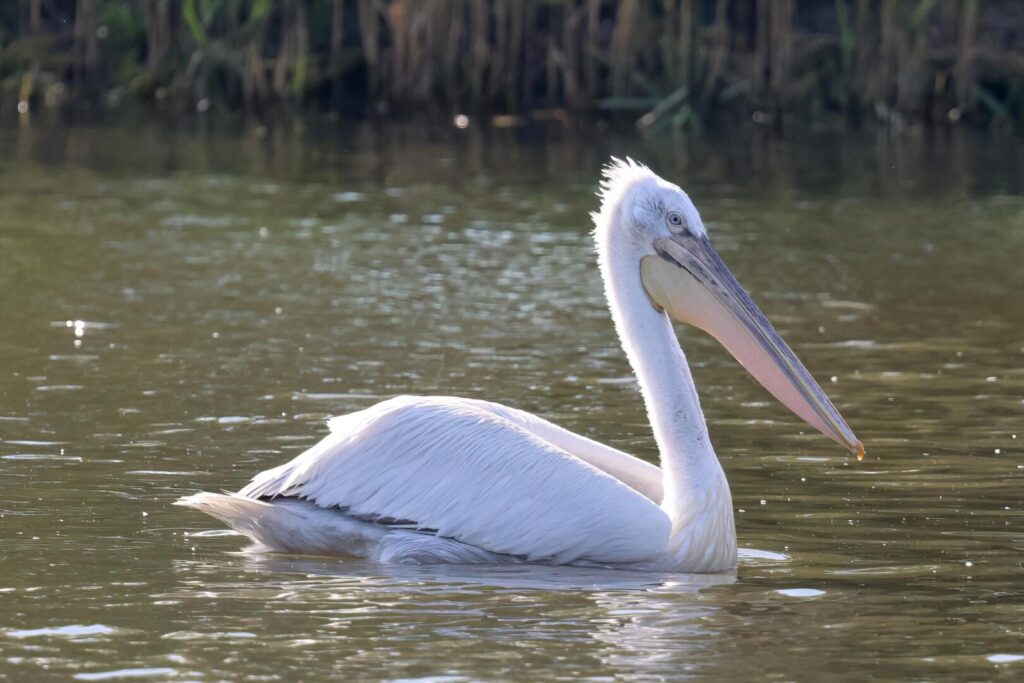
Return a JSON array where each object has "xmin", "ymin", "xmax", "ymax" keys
[{"xmin": 179, "ymin": 160, "xmax": 861, "ymax": 573}]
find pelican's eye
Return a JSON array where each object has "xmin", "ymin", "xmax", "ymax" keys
[{"xmin": 666, "ymin": 212, "xmax": 684, "ymax": 229}]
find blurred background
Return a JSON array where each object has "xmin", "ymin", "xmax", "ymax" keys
[{"xmin": 2, "ymin": 0, "xmax": 1024, "ymax": 130}]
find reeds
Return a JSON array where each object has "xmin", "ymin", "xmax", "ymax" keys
[{"xmin": 2, "ymin": 0, "xmax": 1023, "ymax": 127}]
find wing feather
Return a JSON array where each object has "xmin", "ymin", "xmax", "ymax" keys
[
  {"xmin": 444, "ymin": 397, "xmax": 664, "ymax": 503},
  {"xmin": 239, "ymin": 396, "xmax": 670, "ymax": 563}
]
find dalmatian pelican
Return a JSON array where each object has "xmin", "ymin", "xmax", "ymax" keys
[{"xmin": 178, "ymin": 159, "xmax": 863, "ymax": 573}]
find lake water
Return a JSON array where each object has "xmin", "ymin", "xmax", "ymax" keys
[{"xmin": 1, "ymin": 120, "xmax": 1022, "ymax": 681}]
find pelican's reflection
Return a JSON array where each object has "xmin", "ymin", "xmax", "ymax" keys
[
  {"xmin": 233, "ymin": 553, "xmax": 737, "ymax": 592},
  {"xmin": 166, "ymin": 553, "xmax": 739, "ymax": 678}
]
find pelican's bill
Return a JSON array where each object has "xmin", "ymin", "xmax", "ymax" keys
[{"xmin": 640, "ymin": 233, "xmax": 864, "ymax": 458}]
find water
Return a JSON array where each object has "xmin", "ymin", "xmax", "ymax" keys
[{"xmin": 1, "ymin": 120, "xmax": 1022, "ymax": 681}]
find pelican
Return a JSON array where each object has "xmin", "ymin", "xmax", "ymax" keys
[{"xmin": 178, "ymin": 159, "xmax": 863, "ymax": 573}]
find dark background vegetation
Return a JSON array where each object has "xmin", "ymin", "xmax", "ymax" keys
[{"xmin": 2, "ymin": 1, "xmax": 1024, "ymax": 130}]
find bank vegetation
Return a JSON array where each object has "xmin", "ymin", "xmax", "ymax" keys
[{"xmin": 2, "ymin": 1, "xmax": 1023, "ymax": 129}]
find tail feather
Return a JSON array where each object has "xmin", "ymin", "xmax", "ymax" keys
[
  {"xmin": 176, "ymin": 492, "xmax": 524, "ymax": 565},
  {"xmin": 175, "ymin": 492, "xmax": 386, "ymax": 557}
]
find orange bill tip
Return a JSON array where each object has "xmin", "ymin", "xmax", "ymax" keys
[{"xmin": 855, "ymin": 440, "xmax": 866, "ymax": 461}]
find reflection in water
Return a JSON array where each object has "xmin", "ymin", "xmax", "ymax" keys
[
  {"xmin": 224, "ymin": 552, "xmax": 737, "ymax": 590},
  {"xmin": 0, "ymin": 121, "xmax": 1022, "ymax": 680},
  {"xmin": 165, "ymin": 554, "xmax": 734, "ymax": 680}
]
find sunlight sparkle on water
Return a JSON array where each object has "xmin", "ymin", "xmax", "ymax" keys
[
  {"xmin": 775, "ymin": 589, "xmax": 826, "ymax": 598},
  {"xmin": 6, "ymin": 624, "xmax": 115, "ymax": 639},
  {"xmin": 65, "ymin": 319, "xmax": 86, "ymax": 338},
  {"xmin": 73, "ymin": 668, "xmax": 178, "ymax": 681}
]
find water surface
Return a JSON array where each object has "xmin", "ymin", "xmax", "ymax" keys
[{"xmin": 1, "ymin": 121, "xmax": 1022, "ymax": 681}]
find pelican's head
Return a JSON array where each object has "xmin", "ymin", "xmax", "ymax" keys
[{"xmin": 593, "ymin": 158, "xmax": 864, "ymax": 459}]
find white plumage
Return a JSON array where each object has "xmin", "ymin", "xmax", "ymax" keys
[
  {"xmin": 178, "ymin": 158, "xmax": 861, "ymax": 573},
  {"xmin": 237, "ymin": 395, "xmax": 670, "ymax": 564}
]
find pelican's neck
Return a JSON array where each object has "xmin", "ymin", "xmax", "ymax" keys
[
  {"xmin": 597, "ymin": 237, "xmax": 726, "ymax": 518},
  {"xmin": 592, "ymin": 162, "xmax": 736, "ymax": 571}
]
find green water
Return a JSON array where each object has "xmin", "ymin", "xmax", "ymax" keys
[{"xmin": 1, "ymin": 121, "xmax": 1022, "ymax": 681}]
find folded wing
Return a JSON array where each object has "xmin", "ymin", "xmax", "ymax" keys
[
  {"xmin": 448, "ymin": 396, "xmax": 664, "ymax": 503},
  {"xmin": 240, "ymin": 395, "xmax": 670, "ymax": 564}
]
